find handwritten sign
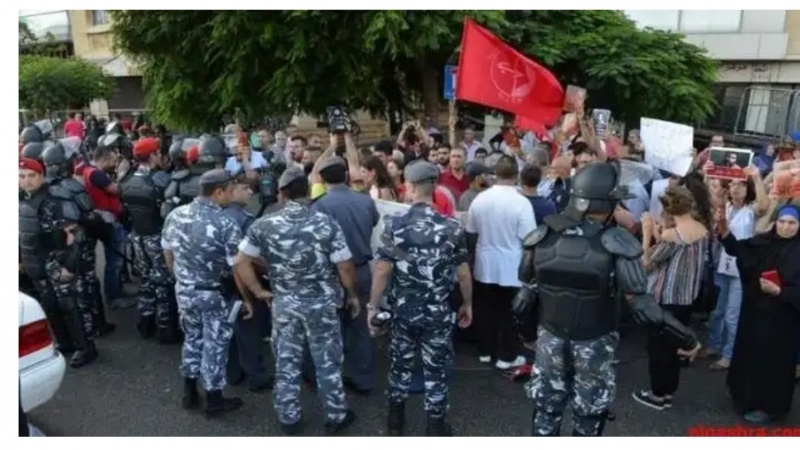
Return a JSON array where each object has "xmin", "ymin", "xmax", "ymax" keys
[
  {"xmin": 640, "ymin": 118, "xmax": 694, "ymax": 177},
  {"xmin": 371, "ymin": 200, "xmax": 411, "ymax": 253}
]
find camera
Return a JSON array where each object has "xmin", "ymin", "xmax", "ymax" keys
[{"xmin": 326, "ymin": 106, "xmax": 350, "ymax": 134}]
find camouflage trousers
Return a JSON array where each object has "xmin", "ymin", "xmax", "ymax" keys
[
  {"xmin": 45, "ymin": 254, "xmax": 95, "ymax": 347},
  {"xmin": 271, "ymin": 299, "xmax": 347, "ymax": 425},
  {"xmin": 78, "ymin": 238, "xmax": 106, "ymax": 335},
  {"xmin": 387, "ymin": 315, "xmax": 455, "ymax": 418},
  {"xmin": 526, "ymin": 326, "xmax": 618, "ymax": 436},
  {"xmin": 176, "ymin": 286, "xmax": 234, "ymax": 391},
  {"xmin": 130, "ymin": 233, "xmax": 176, "ymax": 331},
  {"xmin": 32, "ymin": 277, "xmax": 72, "ymax": 350}
]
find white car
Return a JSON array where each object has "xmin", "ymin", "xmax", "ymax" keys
[{"xmin": 19, "ymin": 291, "xmax": 66, "ymax": 413}]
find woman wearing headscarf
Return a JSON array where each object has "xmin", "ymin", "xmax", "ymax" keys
[{"xmin": 715, "ymin": 204, "xmax": 800, "ymax": 424}]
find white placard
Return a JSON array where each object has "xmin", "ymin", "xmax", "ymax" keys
[
  {"xmin": 640, "ymin": 118, "xmax": 694, "ymax": 177},
  {"xmin": 370, "ymin": 200, "xmax": 411, "ymax": 253}
]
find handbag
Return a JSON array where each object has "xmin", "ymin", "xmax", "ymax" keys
[{"xmin": 692, "ymin": 237, "xmax": 719, "ymax": 315}]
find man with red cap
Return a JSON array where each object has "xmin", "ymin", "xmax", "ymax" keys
[
  {"xmin": 119, "ymin": 137, "xmax": 180, "ymax": 343},
  {"xmin": 19, "ymin": 157, "xmax": 99, "ymax": 367}
]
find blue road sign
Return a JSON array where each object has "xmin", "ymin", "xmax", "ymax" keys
[{"xmin": 444, "ymin": 65, "xmax": 457, "ymax": 100}]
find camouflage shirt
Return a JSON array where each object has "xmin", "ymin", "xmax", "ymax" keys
[
  {"xmin": 238, "ymin": 200, "xmax": 352, "ymax": 307},
  {"xmin": 376, "ymin": 202, "xmax": 468, "ymax": 321},
  {"xmin": 161, "ymin": 197, "xmax": 242, "ymax": 287}
]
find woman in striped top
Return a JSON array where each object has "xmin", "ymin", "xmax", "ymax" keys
[{"xmin": 632, "ymin": 186, "xmax": 709, "ymax": 411}]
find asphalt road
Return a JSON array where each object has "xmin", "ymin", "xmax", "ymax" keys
[{"xmin": 28, "ymin": 285, "xmax": 800, "ymax": 437}]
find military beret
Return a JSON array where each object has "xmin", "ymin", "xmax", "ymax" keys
[
  {"xmin": 198, "ymin": 168, "xmax": 231, "ymax": 187},
  {"xmin": 19, "ymin": 157, "xmax": 44, "ymax": 175},
  {"xmin": 133, "ymin": 137, "xmax": 161, "ymax": 158},
  {"xmin": 317, "ymin": 156, "xmax": 346, "ymax": 173},
  {"xmin": 404, "ymin": 160, "xmax": 440, "ymax": 184},
  {"xmin": 278, "ymin": 166, "xmax": 307, "ymax": 190}
]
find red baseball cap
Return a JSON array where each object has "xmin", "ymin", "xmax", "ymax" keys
[
  {"xmin": 19, "ymin": 157, "xmax": 44, "ymax": 174},
  {"xmin": 133, "ymin": 137, "xmax": 161, "ymax": 159}
]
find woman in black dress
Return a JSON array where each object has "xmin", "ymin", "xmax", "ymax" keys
[{"xmin": 716, "ymin": 204, "xmax": 800, "ymax": 424}]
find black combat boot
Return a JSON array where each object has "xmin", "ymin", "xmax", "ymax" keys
[
  {"xmin": 204, "ymin": 390, "xmax": 243, "ymax": 417},
  {"xmin": 69, "ymin": 340, "xmax": 98, "ymax": 368},
  {"xmin": 137, "ymin": 315, "xmax": 156, "ymax": 339},
  {"xmin": 425, "ymin": 415, "xmax": 453, "ymax": 437},
  {"xmin": 158, "ymin": 326, "xmax": 182, "ymax": 345},
  {"xmin": 181, "ymin": 378, "xmax": 200, "ymax": 410},
  {"xmin": 324, "ymin": 410, "xmax": 356, "ymax": 436},
  {"xmin": 387, "ymin": 401, "xmax": 405, "ymax": 436}
]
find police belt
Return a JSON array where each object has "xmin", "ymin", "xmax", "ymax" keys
[{"xmin": 177, "ymin": 282, "xmax": 221, "ymax": 292}]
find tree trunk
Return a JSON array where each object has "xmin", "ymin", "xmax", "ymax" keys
[{"xmin": 418, "ymin": 57, "xmax": 440, "ymax": 121}]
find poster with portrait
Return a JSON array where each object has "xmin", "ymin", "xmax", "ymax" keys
[{"xmin": 705, "ymin": 147, "xmax": 753, "ymax": 181}]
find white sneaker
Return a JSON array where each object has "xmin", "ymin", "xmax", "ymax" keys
[
  {"xmin": 478, "ymin": 356, "xmax": 491, "ymax": 364},
  {"xmin": 495, "ymin": 355, "xmax": 526, "ymax": 370}
]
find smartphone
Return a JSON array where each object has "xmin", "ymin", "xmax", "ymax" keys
[{"xmin": 760, "ymin": 270, "xmax": 781, "ymax": 287}]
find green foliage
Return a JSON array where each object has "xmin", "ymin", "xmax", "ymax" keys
[
  {"xmin": 19, "ymin": 21, "xmax": 70, "ymax": 58},
  {"xmin": 504, "ymin": 10, "xmax": 718, "ymax": 125},
  {"xmin": 110, "ymin": 10, "xmax": 717, "ymax": 130},
  {"xmin": 19, "ymin": 55, "xmax": 115, "ymax": 116}
]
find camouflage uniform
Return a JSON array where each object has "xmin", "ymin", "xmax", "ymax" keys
[
  {"xmin": 162, "ymin": 197, "xmax": 242, "ymax": 392},
  {"xmin": 525, "ymin": 327, "xmax": 618, "ymax": 436},
  {"xmin": 131, "ymin": 233, "xmax": 175, "ymax": 335},
  {"xmin": 39, "ymin": 200, "xmax": 97, "ymax": 367},
  {"xmin": 77, "ymin": 237, "xmax": 109, "ymax": 336},
  {"xmin": 377, "ymin": 203, "xmax": 467, "ymax": 421},
  {"xmin": 238, "ymin": 200, "xmax": 351, "ymax": 426}
]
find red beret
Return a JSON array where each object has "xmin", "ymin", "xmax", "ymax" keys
[
  {"xmin": 186, "ymin": 146, "xmax": 199, "ymax": 165},
  {"xmin": 19, "ymin": 157, "xmax": 44, "ymax": 175},
  {"xmin": 133, "ymin": 137, "xmax": 161, "ymax": 158}
]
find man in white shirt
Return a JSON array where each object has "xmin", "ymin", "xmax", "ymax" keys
[
  {"xmin": 466, "ymin": 155, "xmax": 536, "ymax": 370},
  {"xmin": 461, "ymin": 126, "xmax": 482, "ymax": 162},
  {"xmin": 225, "ymin": 143, "xmax": 268, "ymax": 177}
]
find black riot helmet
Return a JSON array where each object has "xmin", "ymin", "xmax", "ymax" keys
[
  {"xmin": 564, "ymin": 160, "xmax": 631, "ymax": 221},
  {"xmin": 41, "ymin": 141, "xmax": 79, "ymax": 180},
  {"xmin": 197, "ymin": 135, "xmax": 228, "ymax": 168},
  {"xmin": 20, "ymin": 142, "xmax": 46, "ymax": 161},
  {"xmin": 20, "ymin": 126, "xmax": 44, "ymax": 145}
]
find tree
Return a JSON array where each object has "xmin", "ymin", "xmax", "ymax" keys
[
  {"xmin": 110, "ymin": 10, "xmax": 504, "ymax": 130},
  {"xmin": 504, "ymin": 10, "xmax": 718, "ymax": 126},
  {"xmin": 19, "ymin": 55, "xmax": 115, "ymax": 117},
  {"xmin": 110, "ymin": 11, "xmax": 717, "ymax": 131},
  {"xmin": 19, "ymin": 20, "xmax": 70, "ymax": 58}
]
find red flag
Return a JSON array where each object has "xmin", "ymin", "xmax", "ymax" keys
[{"xmin": 456, "ymin": 18, "xmax": 564, "ymax": 126}]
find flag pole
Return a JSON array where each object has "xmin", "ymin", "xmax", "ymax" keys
[{"xmin": 448, "ymin": 98, "xmax": 457, "ymax": 146}]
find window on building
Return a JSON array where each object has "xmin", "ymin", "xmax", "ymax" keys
[
  {"xmin": 91, "ymin": 10, "xmax": 110, "ymax": 26},
  {"xmin": 679, "ymin": 10, "xmax": 742, "ymax": 33},
  {"xmin": 704, "ymin": 84, "xmax": 747, "ymax": 132},
  {"xmin": 625, "ymin": 10, "xmax": 680, "ymax": 31}
]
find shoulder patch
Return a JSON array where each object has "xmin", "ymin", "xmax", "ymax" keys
[
  {"xmin": 171, "ymin": 169, "xmax": 190, "ymax": 181},
  {"xmin": 523, "ymin": 224, "xmax": 549, "ymax": 249},
  {"xmin": 600, "ymin": 227, "xmax": 644, "ymax": 259}
]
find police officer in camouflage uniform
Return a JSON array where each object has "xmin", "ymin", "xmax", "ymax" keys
[
  {"xmin": 19, "ymin": 157, "xmax": 98, "ymax": 368},
  {"xmin": 42, "ymin": 139, "xmax": 116, "ymax": 339},
  {"xmin": 234, "ymin": 167, "xmax": 358, "ymax": 436},
  {"xmin": 367, "ymin": 160, "xmax": 474, "ymax": 437},
  {"xmin": 224, "ymin": 175, "xmax": 273, "ymax": 391},
  {"xmin": 514, "ymin": 161, "xmax": 702, "ymax": 437},
  {"xmin": 120, "ymin": 137, "xmax": 180, "ymax": 344},
  {"xmin": 162, "ymin": 169, "xmax": 247, "ymax": 417}
]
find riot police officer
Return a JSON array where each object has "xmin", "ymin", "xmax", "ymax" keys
[
  {"xmin": 162, "ymin": 135, "xmax": 226, "ymax": 218},
  {"xmin": 120, "ymin": 137, "xmax": 179, "ymax": 344},
  {"xmin": 367, "ymin": 161, "xmax": 474, "ymax": 437},
  {"xmin": 20, "ymin": 142, "xmax": 46, "ymax": 162},
  {"xmin": 98, "ymin": 122, "xmax": 133, "ymax": 165},
  {"xmin": 19, "ymin": 157, "xmax": 98, "ymax": 367},
  {"xmin": 41, "ymin": 138, "xmax": 116, "ymax": 338},
  {"xmin": 19, "ymin": 119, "xmax": 53, "ymax": 145},
  {"xmin": 162, "ymin": 169, "xmax": 247, "ymax": 417},
  {"xmin": 234, "ymin": 167, "xmax": 358, "ymax": 436},
  {"xmin": 514, "ymin": 161, "xmax": 701, "ymax": 437}
]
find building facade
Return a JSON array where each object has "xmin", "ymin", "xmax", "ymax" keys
[{"xmin": 626, "ymin": 10, "xmax": 800, "ymax": 142}]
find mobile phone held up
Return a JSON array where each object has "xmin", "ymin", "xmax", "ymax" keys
[
  {"xmin": 326, "ymin": 106, "xmax": 350, "ymax": 134},
  {"xmin": 760, "ymin": 270, "xmax": 781, "ymax": 287}
]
